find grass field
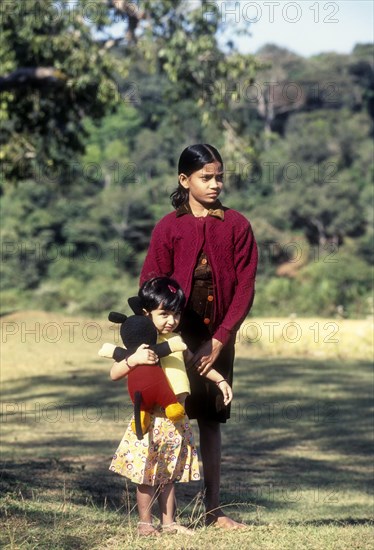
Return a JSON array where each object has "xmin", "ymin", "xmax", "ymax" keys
[{"xmin": 1, "ymin": 312, "xmax": 373, "ymax": 549}]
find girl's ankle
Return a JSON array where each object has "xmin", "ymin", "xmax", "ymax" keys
[{"xmin": 137, "ymin": 521, "xmax": 160, "ymax": 536}]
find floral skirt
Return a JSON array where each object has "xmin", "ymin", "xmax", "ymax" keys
[{"xmin": 109, "ymin": 411, "xmax": 200, "ymax": 486}]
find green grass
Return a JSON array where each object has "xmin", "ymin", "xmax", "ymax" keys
[{"xmin": 1, "ymin": 313, "xmax": 373, "ymax": 549}]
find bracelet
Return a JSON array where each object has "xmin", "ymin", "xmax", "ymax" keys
[
  {"xmin": 216, "ymin": 379, "xmax": 227, "ymax": 386},
  {"xmin": 124, "ymin": 356, "xmax": 134, "ymax": 369}
]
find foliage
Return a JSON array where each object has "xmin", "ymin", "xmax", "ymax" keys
[
  {"xmin": 0, "ymin": 0, "xmax": 121, "ymax": 186},
  {"xmin": 0, "ymin": 0, "xmax": 373, "ymax": 317}
]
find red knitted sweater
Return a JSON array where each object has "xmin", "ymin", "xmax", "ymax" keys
[{"xmin": 140, "ymin": 207, "xmax": 258, "ymax": 346}]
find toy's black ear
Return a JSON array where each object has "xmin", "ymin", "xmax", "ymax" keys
[
  {"xmin": 128, "ymin": 296, "xmax": 144, "ymax": 315},
  {"xmin": 109, "ymin": 311, "xmax": 127, "ymax": 324}
]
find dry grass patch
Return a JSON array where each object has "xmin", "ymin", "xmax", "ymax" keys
[{"xmin": 1, "ymin": 312, "xmax": 373, "ymax": 549}]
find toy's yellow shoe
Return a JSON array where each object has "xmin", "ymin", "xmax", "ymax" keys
[
  {"xmin": 165, "ymin": 403, "xmax": 185, "ymax": 421},
  {"xmin": 131, "ymin": 410, "xmax": 151, "ymax": 436}
]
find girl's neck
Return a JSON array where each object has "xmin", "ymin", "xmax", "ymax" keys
[{"xmin": 188, "ymin": 199, "xmax": 208, "ymax": 217}]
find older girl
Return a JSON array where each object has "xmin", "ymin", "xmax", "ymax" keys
[{"xmin": 140, "ymin": 144, "xmax": 258, "ymax": 529}]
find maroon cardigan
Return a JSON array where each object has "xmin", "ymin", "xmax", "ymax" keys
[{"xmin": 140, "ymin": 207, "xmax": 258, "ymax": 346}]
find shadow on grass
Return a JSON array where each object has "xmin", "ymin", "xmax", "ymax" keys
[
  {"xmin": 288, "ymin": 518, "xmax": 374, "ymax": 526},
  {"xmin": 215, "ymin": 357, "xmax": 373, "ymax": 515},
  {"xmin": 229, "ymin": 357, "xmax": 372, "ymax": 458},
  {"xmin": 1, "ymin": 356, "xmax": 373, "ymax": 520}
]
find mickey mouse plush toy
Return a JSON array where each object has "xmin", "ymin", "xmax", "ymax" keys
[{"xmin": 99, "ymin": 300, "xmax": 186, "ymax": 440}]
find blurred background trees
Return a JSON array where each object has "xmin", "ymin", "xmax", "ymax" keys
[{"xmin": 0, "ymin": 1, "xmax": 372, "ymax": 317}]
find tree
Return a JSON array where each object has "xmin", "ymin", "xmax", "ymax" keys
[
  {"xmin": 0, "ymin": 0, "xmax": 261, "ymax": 312},
  {"xmin": 0, "ymin": 0, "xmax": 123, "ymax": 186},
  {"xmin": 0, "ymin": 0, "xmax": 259, "ymax": 187}
]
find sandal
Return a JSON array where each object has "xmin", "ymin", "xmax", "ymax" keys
[
  {"xmin": 162, "ymin": 522, "xmax": 195, "ymax": 535},
  {"xmin": 137, "ymin": 521, "xmax": 160, "ymax": 537}
]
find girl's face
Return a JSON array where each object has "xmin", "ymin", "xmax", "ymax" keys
[
  {"xmin": 146, "ymin": 305, "xmax": 181, "ymax": 334},
  {"xmin": 179, "ymin": 161, "xmax": 223, "ymax": 209}
]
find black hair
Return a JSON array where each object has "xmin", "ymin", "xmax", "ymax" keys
[
  {"xmin": 170, "ymin": 143, "xmax": 224, "ymax": 209},
  {"xmin": 139, "ymin": 277, "xmax": 186, "ymax": 314}
]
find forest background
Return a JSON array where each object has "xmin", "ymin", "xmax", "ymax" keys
[
  {"xmin": 1, "ymin": 0, "xmax": 373, "ymax": 319},
  {"xmin": 1, "ymin": 3, "xmax": 373, "ymax": 548}
]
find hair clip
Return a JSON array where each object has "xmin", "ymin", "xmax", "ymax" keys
[{"xmin": 168, "ymin": 284, "xmax": 177, "ymax": 293}]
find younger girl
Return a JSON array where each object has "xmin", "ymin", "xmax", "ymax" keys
[{"xmin": 109, "ymin": 277, "xmax": 232, "ymax": 536}]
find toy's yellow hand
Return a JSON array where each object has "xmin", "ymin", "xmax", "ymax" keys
[
  {"xmin": 98, "ymin": 343, "xmax": 116, "ymax": 358},
  {"xmin": 167, "ymin": 336, "xmax": 187, "ymax": 353}
]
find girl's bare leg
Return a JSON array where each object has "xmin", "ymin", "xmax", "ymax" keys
[
  {"xmin": 136, "ymin": 484, "xmax": 160, "ymax": 535},
  {"xmin": 158, "ymin": 483, "xmax": 195, "ymax": 535},
  {"xmin": 157, "ymin": 483, "xmax": 176, "ymax": 525},
  {"xmin": 197, "ymin": 419, "xmax": 221, "ymax": 515},
  {"xmin": 197, "ymin": 418, "xmax": 246, "ymax": 529}
]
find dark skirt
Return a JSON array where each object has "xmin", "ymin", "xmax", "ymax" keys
[{"xmin": 179, "ymin": 309, "xmax": 235, "ymax": 423}]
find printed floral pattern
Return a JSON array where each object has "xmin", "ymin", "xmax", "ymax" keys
[{"xmin": 109, "ymin": 411, "xmax": 200, "ymax": 486}]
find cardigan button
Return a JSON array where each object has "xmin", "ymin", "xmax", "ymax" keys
[
  {"xmin": 207, "ymin": 295, "xmax": 214, "ymax": 302},
  {"xmin": 201, "ymin": 258, "xmax": 207, "ymax": 265},
  {"xmin": 203, "ymin": 318, "xmax": 210, "ymax": 324}
]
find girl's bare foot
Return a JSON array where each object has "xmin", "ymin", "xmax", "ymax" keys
[
  {"xmin": 137, "ymin": 522, "xmax": 160, "ymax": 536},
  {"xmin": 206, "ymin": 513, "xmax": 247, "ymax": 529},
  {"xmin": 162, "ymin": 522, "xmax": 195, "ymax": 535}
]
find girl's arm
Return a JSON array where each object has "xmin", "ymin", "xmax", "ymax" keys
[
  {"xmin": 183, "ymin": 348, "xmax": 232, "ymax": 405},
  {"xmin": 213, "ymin": 223, "xmax": 258, "ymax": 347},
  {"xmin": 183, "ymin": 348, "xmax": 194, "ymax": 365},
  {"xmin": 204, "ymin": 368, "xmax": 233, "ymax": 406},
  {"xmin": 186, "ymin": 338, "xmax": 223, "ymax": 376},
  {"xmin": 110, "ymin": 344, "xmax": 158, "ymax": 381},
  {"xmin": 140, "ymin": 218, "xmax": 173, "ymax": 284}
]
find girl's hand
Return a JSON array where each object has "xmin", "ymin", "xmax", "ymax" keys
[
  {"xmin": 111, "ymin": 344, "xmax": 159, "ymax": 380},
  {"xmin": 127, "ymin": 344, "xmax": 158, "ymax": 367},
  {"xmin": 216, "ymin": 380, "xmax": 233, "ymax": 406},
  {"xmin": 188, "ymin": 338, "xmax": 223, "ymax": 375}
]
